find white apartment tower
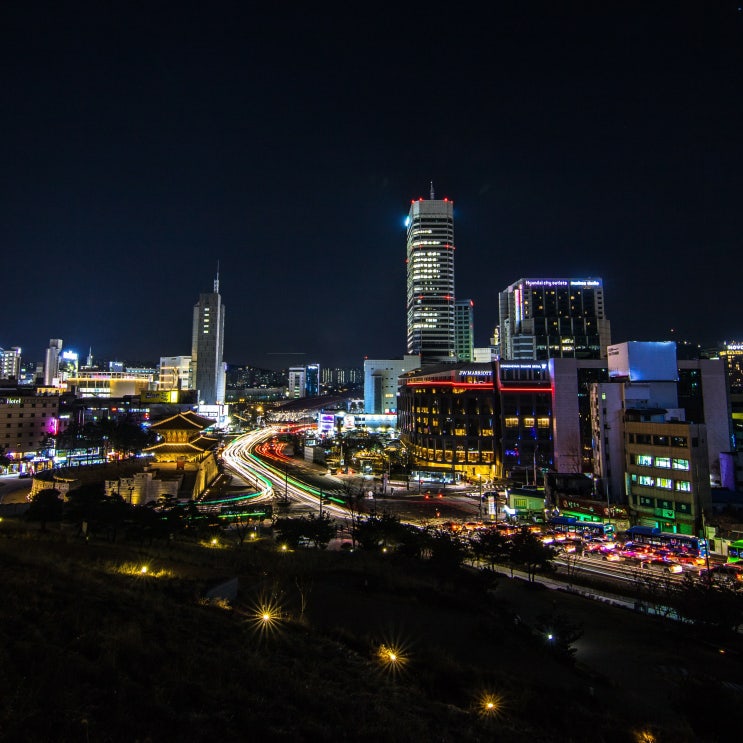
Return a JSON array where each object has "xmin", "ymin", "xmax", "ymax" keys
[
  {"xmin": 191, "ymin": 270, "xmax": 226, "ymax": 405},
  {"xmin": 0, "ymin": 347, "xmax": 22, "ymax": 380},
  {"xmin": 288, "ymin": 367, "xmax": 306, "ymax": 398},
  {"xmin": 406, "ymin": 185, "xmax": 456, "ymax": 365}
]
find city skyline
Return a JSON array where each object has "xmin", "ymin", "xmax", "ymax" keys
[{"xmin": 1, "ymin": 3, "xmax": 741, "ymax": 369}]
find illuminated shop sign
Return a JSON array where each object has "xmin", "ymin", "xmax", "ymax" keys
[
  {"xmin": 726, "ymin": 344, "xmax": 743, "ymax": 351},
  {"xmin": 524, "ymin": 280, "xmax": 568, "ymax": 287},
  {"xmin": 570, "ymin": 280, "xmax": 601, "ymax": 287},
  {"xmin": 499, "ymin": 364, "xmax": 547, "ymax": 371},
  {"xmin": 457, "ymin": 370, "xmax": 491, "ymax": 377},
  {"xmin": 0, "ymin": 397, "xmax": 21, "ymax": 405}
]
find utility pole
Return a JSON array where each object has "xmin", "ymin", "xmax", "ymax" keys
[{"xmin": 701, "ymin": 508, "xmax": 711, "ymax": 579}]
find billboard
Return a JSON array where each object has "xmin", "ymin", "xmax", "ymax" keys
[
  {"xmin": 607, "ymin": 341, "xmax": 677, "ymax": 382},
  {"xmin": 141, "ymin": 390, "xmax": 180, "ymax": 403}
]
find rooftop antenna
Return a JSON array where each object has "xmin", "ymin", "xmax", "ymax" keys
[
  {"xmin": 430, "ymin": 181, "xmax": 435, "ymax": 200},
  {"xmin": 214, "ymin": 261, "xmax": 220, "ymax": 293}
]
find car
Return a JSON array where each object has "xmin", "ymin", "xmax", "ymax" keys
[
  {"xmin": 619, "ymin": 548, "xmax": 641, "ymax": 559},
  {"xmin": 674, "ymin": 554, "xmax": 703, "ymax": 566},
  {"xmin": 699, "ymin": 564, "xmax": 743, "ymax": 583},
  {"xmin": 603, "ymin": 552, "xmax": 622, "ymax": 562},
  {"xmin": 583, "ymin": 542, "xmax": 604, "ymax": 554},
  {"xmin": 18, "ymin": 472, "xmax": 32, "ymax": 479},
  {"xmin": 641, "ymin": 558, "xmax": 683, "ymax": 574},
  {"xmin": 558, "ymin": 538, "xmax": 583, "ymax": 554}
]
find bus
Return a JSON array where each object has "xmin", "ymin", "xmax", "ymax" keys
[
  {"xmin": 726, "ymin": 539, "xmax": 743, "ymax": 564},
  {"xmin": 547, "ymin": 516, "xmax": 615, "ymax": 541},
  {"xmin": 622, "ymin": 525, "xmax": 708, "ymax": 561},
  {"xmin": 220, "ymin": 504, "xmax": 273, "ymax": 521}
]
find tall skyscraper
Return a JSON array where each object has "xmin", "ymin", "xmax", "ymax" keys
[
  {"xmin": 191, "ymin": 270, "xmax": 226, "ymax": 405},
  {"xmin": 305, "ymin": 363, "xmax": 320, "ymax": 397},
  {"xmin": 405, "ymin": 185, "xmax": 456, "ymax": 365},
  {"xmin": 497, "ymin": 278, "xmax": 611, "ymax": 360},
  {"xmin": 454, "ymin": 299, "xmax": 474, "ymax": 362},
  {"xmin": 43, "ymin": 339, "xmax": 63, "ymax": 386}
]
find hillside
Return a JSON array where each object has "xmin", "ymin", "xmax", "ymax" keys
[{"xmin": 0, "ymin": 518, "xmax": 741, "ymax": 742}]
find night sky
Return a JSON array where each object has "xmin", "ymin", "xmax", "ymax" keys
[{"xmin": 2, "ymin": 2, "xmax": 741, "ymax": 370}]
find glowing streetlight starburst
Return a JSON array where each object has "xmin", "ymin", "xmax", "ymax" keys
[
  {"xmin": 377, "ymin": 643, "xmax": 407, "ymax": 676},
  {"xmin": 478, "ymin": 692, "xmax": 504, "ymax": 718},
  {"xmin": 246, "ymin": 597, "xmax": 284, "ymax": 640}
]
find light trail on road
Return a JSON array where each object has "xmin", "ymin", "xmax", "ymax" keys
[{"xmin": 221, "ymin": 427, "xmax": 351, "ymax": 520}]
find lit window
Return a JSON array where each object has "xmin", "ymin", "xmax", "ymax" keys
[
  {"xmin": 672, "ymin": 458, "xmax": 690, "ymax": 470},
  {"xmin": 657, "ymin": 478, "xmax": 673, "ymax": 489},
  {"xmin": 635, "ymin": 454, "xmax": 653, "ymax": 467},
  {"xmin": 655, "ymin": 457, "xmax": 671, "ymax": 468},
  {"xmin": 675, "ymin": 481, "xmax": 692, "ymax": 492}
]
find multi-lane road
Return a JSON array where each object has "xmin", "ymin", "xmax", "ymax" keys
[
  {"xmin": 220, "ymin": 426, "xmax": 489, "ymax": 526},
  {"xmin": 220, "ymin": 427, "xmax": 351, "ymax": 520}
]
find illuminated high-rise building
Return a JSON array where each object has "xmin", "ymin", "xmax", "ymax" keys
[
  {"xmin": 405, "ymin": 185, "xmax": 456, "ymax": 364},
  {"xmin": 454, "ymin": 299, "xmax": 474, "ymax": 362},
  {"xmin": 306, "ymin": 363, "xmax": 320, "ymax": 397},
  {"xmin": 159, "ymin": 356, "xmax": 193, "ymax": 391},
  {"xmin": 43, "ymin": 339, "xmax": 63, "ymax": 386},
  {"xmin": 0, "ymin": 346, "xmax": 22, "ymax": 381},
  {"xmin": 497, "ymin": 278, "xmax": 611, "ymax": 360},
  {"xmin": 288, "ymin": 367, "xmax": 306, "ymax": 398},
  {"xmin": 191, "ymin": 270, "xmax": 226, "ymax": 405},
  {"xmin": 720, "ymin": 342, "xmax": 743, "ymax": 394}
]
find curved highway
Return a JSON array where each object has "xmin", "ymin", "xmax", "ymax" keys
[{"xmin": 221, "ymin": 427, "xmax": 352, "ymax": 520}]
